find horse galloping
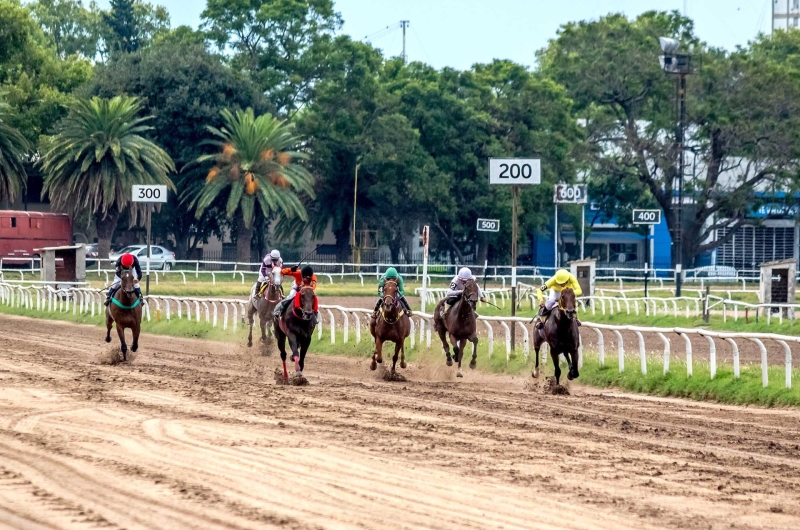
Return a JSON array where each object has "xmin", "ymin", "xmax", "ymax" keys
[
  {"xmin": 433, "ymin": 279, "xmax": 479, "ymax": 377},
  {"xmin": 533, "ymin": 287, "xmax": 580, "ymax": 385},
  {"xmin": 105, "ymin": 268, "xmax": 143, "ymax": 361},
  {"xmin": 273, "ymin": 285, "xmax": 317, "ymax": 383},
  {"xmin": 247, "ymin": 266, "xmax": 282, "ymax": 347},
  {"xmin": 369, "ymin": 279, "xmax": 411, "ymax": 375}
]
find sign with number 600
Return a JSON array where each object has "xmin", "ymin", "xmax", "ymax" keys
[
  {"xmin": 476, "ymin": 218, "xmax": 500, "ymax": 232},
  {"xmin": 553, "ymin": 184, "xmax": 588, "ymax": 204},
  {"xmin": 132, "ymin": 185, "xmax": 168, "ymax": 203},
  {"xmin": 632, "ymin": 209, "xmax": 662, "ymax": 225}
]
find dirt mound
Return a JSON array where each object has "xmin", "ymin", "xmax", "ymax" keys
[
  {"xmin": 382, "ymin": 369, "xmax": 407, "ymax": 382},
  {"xmin": 273, "ymin": 367, "xmax": 309, "ymax": 386},
  {"xmin": 95, "ymin": 347, "xmax": 137, "ymax": 365}
]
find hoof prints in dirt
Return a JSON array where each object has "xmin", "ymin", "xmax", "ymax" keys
[
  {"xmin": 525, "ymin": 376, "xmax": 570, "ymax": 395},
  {"xmin": 382, "ymin": 370, "xmax": 407, "ymax": 382},
  {"xmin": 273, "ymin": 368, "xmax": 309, "ymax": 386}
]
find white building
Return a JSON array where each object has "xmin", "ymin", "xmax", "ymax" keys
[{"xmin": 774, "ymin": 0, "xmax": 800, "ymax": 31}]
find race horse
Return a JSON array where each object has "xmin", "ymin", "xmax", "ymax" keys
[
  {"xmin": 433, "ymin": 278, "xmax": 479, "ymax": 377},
  {"xmin": 533, "ymin": 287, "xmax": 580, "ymax": 385},
  {"xmin": 247, "ymin": 266, "xmax": 282, "ymax": 347},
  {"xmin": 273, "ymin": 284, "xmax": 317, "ymax": 383},
  {"xmin": 104, "ymin": 268, "xmax": 142, "ymax": 361},
  {"xmin": 369, "ymin": 279, "xmax": 411, "ymax": 375}
]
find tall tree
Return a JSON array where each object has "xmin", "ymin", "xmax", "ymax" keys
[
  {"xmin": 103, "ymin": 0, "xmax": 139, "ymax": 53},
  {"xmin": 29, "ymin": 0, "xmax": 101, "ymax": 59},
  {"xmin": 191, "ymin": 108, "xmax": 314, "ymax": 262},
  {"xmin": 202, "ymin": 0, "xmax": 341, "ymax": 116},
  {"xmin": 40, "ymin": 96, "xmax": 175, "ymax": 258},
  {"xmin": 539, "ymin": 11, "xmax": 800, "ymax": 266},
  {"xmin": 87, "ymin": 41, "xmax": 265, "ymax": 257},
  {"xmin": 0, "ymin": 94, "xmax": 30, "ymax": 203}
]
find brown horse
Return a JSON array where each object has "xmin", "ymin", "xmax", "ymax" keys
[
  {"xmin": 247, "ymin": 266, "xmax": 282, "ymax": 347},
  {"xmin": 369, "ymin": 279, "xmax": 411, "ymax": 375},
  {"xmin": 533, "ymin": 287, "xmax": 580, "ymax": 385},
  {"xmin": 433, "ymin": 279, "xmax": 479, "ymax": 377},
  {"xmin": 105, "ymin": 269, "xmax": 142, "ymax": 361},
  {"xmin": 273, "ymin": 285, "xmax": 317, "ymax": 383}
]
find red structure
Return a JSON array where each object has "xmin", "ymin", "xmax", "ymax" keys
[{"xmin": 0, "ymin": 211, "xmax": 71, "ymax": 262}]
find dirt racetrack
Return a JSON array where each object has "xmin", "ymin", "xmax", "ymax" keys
[{"xmin": 1, "ymin": 315, "xmax": 800, "ymax": 529}]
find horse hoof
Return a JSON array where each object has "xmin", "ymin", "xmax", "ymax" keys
[
  {"xmin": 104, "ymin": 336, "xmax": 111, "ymax": 343},
  {"xmin": 446, "ymin": 358, "xmax": 453, "ymax": 367},
  {"xmin": 533, "ymin": 368, "xmax": 540, "ymax": 379},
  {"xmin": 376, "ymin": 358, "xmax": 383, "ymax": 364},
  {"xmin": 457, "ymin": 370, "xmax": 463, "ymax": 378},
  {"xmin": 247, "ymin": 341, "xmax": 252, "ymax": 348},
  {"xmin": 400, "ymin": 361, "xmax": 407, "ymax": 369},
  {"xmin": 469, "ymin": 359, "xmax": 477, "ymax": 369},
  {"xmin": 567, "ymin": 373, "xmax": 575, "ymax": 381},
  {"xmin": 370, "ymin": 360, "xmax": 377, "ymax": 371}
]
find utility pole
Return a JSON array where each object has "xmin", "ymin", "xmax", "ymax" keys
[
  {"xmin": 675, "ymin": 73, "xmax": 687, "ymax": 297},
  {"xmin": 351, "ymin": 163, "xmax": 360, "ymax": 264},
  {"xmin": 400, "ymin": 20, "xmax": 410, "ymax": 62}
]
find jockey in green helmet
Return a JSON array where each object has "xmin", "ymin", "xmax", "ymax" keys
[{"xmin": 372, "ymin": 267, "xmax": 412, "ymax": 317}]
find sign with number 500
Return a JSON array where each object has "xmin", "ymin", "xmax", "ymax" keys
[
  {"xmin": 489, "ymin": 158, "xmax": 541, "ymax": 185},
  {"xmin": 132, "ymin": 185, "xmax": 168, "ymax": 203}
]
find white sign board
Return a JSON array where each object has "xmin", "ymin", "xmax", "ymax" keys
[
  {"xmin": 132, "ymin": 185, "xmax": 168, "ymax": 203},
  {"xmin": 489, "ymin": 158, "xmax": 541, "ymax": 185},
  {"xmin": 476, "ymin": 218, "xmax": 500, "ymax": 232},
  {"xmin": 632, "ymin": 209, "xmax": 662, "ymax": 225},
  {"xmin": 554, "ymin": 184, "xmax": 588, "ymax": 204}
]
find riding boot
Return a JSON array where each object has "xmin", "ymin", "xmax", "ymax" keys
[
  {"xmin": 372, "ymin": 298, "xmax": 381, "ymax": 319},
  {"xmin": 272, "ymin": 299, "xmax": 285, "ymax": 317},
  {"xmin": 313, "ymin": 311, "xmax": 319, "ymax": 326},
  {"xmin": 399, "ymin": 295, "xmax": 413, "ymax": 316},
  {"xmin": 135, "ymin": 287, "xmax": 142, "ymax": 299},
  {"xmin": 104, "ymin": 287, "xmax": 117, "ymax": 307},
  {"xmin": 255, "ymin": 281, "xmax": 263, "ymax": 298}
]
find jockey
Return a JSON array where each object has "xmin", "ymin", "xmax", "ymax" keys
[
  {"xmin": 255, "ymin": 249, "xmax": 283, "ymax": 298},
  {"xmin": 372, "ymin": 267, "xmax": 412, "ymax": 317},
  {"xmin": 273, "ymin": 265, "xmax": 318, "ymax": 321},
  {"xmin": 534, "ymin": 268, "xmax": 583, "ymax": 328},
  {"xmin": 105, "ymin": 253, "xmax": 142, "ymax": 306},
  {"xmin": 441, "ymin": 267, "xmax": 486, "ymax": 316}
]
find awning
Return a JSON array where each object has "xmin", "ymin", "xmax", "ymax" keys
[{"xmin": 560, "ymin": 231, "xmax": 645, "ymax": 245}]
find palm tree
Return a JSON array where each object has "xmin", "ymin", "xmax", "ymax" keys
[
  {"xmin": 191, "ymin": 108, "xmax": 314, "ymax": 263},
  {"xmin": 40, "ymin": 96, "xmax": 175, "ymax": 258},
  {"xmin": 0, "ymin": 97, "xmax": 30, "ymax": 204}
]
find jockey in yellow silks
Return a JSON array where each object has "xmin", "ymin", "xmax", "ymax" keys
[{"xmin": 534, "ymin": 269, "xmax": 582, "ymax": 329}]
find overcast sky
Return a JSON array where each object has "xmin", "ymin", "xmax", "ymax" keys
[{"xmin": 95, "ymin": 0, "xmax": 774, "ymax": 70}]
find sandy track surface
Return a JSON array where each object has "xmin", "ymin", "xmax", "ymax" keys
[{"xmin": 1, "ymin": 315, "xmax": 799, "ymax": 529}]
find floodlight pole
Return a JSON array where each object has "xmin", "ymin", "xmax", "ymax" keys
[{"xmin": 675, "ymin": 73, "xmax": 686, "ymax": 298}]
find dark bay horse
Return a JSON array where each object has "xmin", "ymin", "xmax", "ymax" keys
[
  {"xmin": 369, "ymin": 279, "xmax": 411, "ymax": 375},
  {"xmin": 433, "ymin": 279, "xmax": 479, "ymax": 378},
  {"xmin": 247, "ymin": 266, "xmax": 282, "ymax": 347},
  {"xmin": 105, "ymin": 269, "xmax": 142, "ymax": 361},
  {"xmin": 273, "ymin": 285, "xmax": 317, "ymax": 383},
  {"xmin": 533, "ymin": 287, "xmax": 580, "ymax": 385}
]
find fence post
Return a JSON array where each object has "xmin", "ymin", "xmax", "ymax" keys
[
  {"xmin": 611, "ymin": 329, "xmax": 624, "ymax": 372},
  {"xmin": 748, "ymin": 338, "xmax": 768, "ymax": 387},
  {"xmin": 593, "ymin": 328, "xmax": 605, "ymax": 366},
  {"xmin": 680, "ymin": 333, "xmax": 692, "ymax": 377}
]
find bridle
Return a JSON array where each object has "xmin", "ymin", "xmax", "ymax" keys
[
  {"xmin": 265, "ymin": 266, "xmax": 283, "ymax": 303},
  {"xmin": 120, "ymin": 269, "xmax": 136, "ymax": 298},
  {"xmin": 558, "ymin": 289, "xmax": 577, "ymax": 321},
  {"xmin": 380, "ymin": 279, "xmax": 400, "ymax": 324},
  {"xmin": 463, "ymin": 278, "xmax": 479, "ymax": 309},
  {"xmin": 292, "ymin": 284, "xmax": 316, "ymax": 321}
]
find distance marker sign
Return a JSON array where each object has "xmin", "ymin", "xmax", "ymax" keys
[
  {"xmin": 476, "ymin": 218, "xmax": 500, "ymax": 232},
  {"xmin": 632, "ymin": 209, "xmax": 661, "ymax": 225},
  {"xmin": 132, "ymin": 185, "xmax": 168, "ymax": 203},
  {"xmin": 488, "ymin": 158, "xmax": 541, "ymax": 185}
]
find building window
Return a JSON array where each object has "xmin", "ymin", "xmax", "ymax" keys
[
  {"xmin": 609, "ymin": 243, "xmax": 639, "ymax": 264},
  {"xmin": 795, "ymin": 0, "xmax": 799, "ymax": 10},
  {"xmin": 717, "ymin": 225, "xmax": 795, "ymax": 269},
  {"xmin": 795, "ymin": 17, "xmax": 799, "ymax": 27},
  {"xmin": 10, "ymin": 218, "xmax": 16, "ymax": 228}
]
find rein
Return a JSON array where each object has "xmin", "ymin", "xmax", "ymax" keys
[{"xmin": 111, "ymin": 297, "xmax": 141, "ymax": 310}]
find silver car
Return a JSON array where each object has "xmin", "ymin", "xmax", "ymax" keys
[{"xmin": 109, "ymin": 245, "xmax": 177, "ymax": 271}]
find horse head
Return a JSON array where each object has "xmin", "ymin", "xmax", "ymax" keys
[
  {"xmin": 294, "ymin": 285, "xmax": 316, "ymax": 321},
  {"xmin": 382, "ymin": 280, "xmax": 399, "ymax": 309},
  {"xmin": 559, "ymin": 287, "xmax": 577, "ymax": 321},
  {"xmin": 119, "ymin": 269, "xmax": 136, "ymax": 300},
  {"xmin": 270, "ymin": 266, "xmax": 282, "ymax": 287},
  {"xmin": 462, "ymin": 278, "xmax": 480, "ymax": 310}
]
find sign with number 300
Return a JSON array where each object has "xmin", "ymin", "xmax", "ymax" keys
[{"xmin": 132, "ymin": 185, "xmax": 168, "ymax": 203}]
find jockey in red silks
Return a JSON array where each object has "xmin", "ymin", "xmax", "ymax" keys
[{"xmin": 105, "ymin": 253, "xmax": 142, "ymax": 306}]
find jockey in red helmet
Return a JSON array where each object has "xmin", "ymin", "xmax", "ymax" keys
[{"xmin": 105, "ymin": 252, "xmax": 143, "ymax": 306}]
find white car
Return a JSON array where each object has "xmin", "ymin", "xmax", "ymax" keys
[{"xmin": 109, "ymin": 245, "xmax": 177, "ymax": 271}]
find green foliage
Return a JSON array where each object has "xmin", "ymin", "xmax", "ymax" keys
[
  {"xmin": 40, "ymin": 95, "xmax": 175, "ymax": 256},
  {"xmin": 201, "ymin": 0, "xmax": 341, "ymax": 116},
  {"xmin": 87, "ymin": 41, "xmax": 265, "ymax": 257},
  {"xmin": 0, "ymin": 94, "xmax": 30, "ymax": 202},
  {"xmin": 29, "ymin": 0, "xmax": 101, "ymax": 59}
]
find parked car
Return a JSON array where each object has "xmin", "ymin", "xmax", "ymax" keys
[
  {"xmin": 109, "ymin": 245, "xmax": 177, "ymax": 271},
  {"xmin": 84, "ymin": 243, "xmax": 99, "ymax": 266}
]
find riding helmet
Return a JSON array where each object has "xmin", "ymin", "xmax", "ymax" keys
[
  {"xmin": 458, "ymin": 267, "xmax": 472, "ymax": 280},
  {"xmin": 555, "ymin": 269, "xmax": 570, "ymax": 284},
  {"xmin": 270, "ymin": 249, "xmax": 281, "ymax": 259},
  {"xmin": 120, "ymin": 253, "xmax": 135, "ymax": 268},
  {"xmin": 301, "ymin": 265, "xmax": 314, "ymax": 278}
]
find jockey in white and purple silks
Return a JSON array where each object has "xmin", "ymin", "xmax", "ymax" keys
[{"xmin": 255, "ymin": 249, "xmax": 283, "ymax": 297}]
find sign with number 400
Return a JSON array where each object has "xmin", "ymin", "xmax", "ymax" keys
[
  {"xmin": 632, "ymin": 209, "xmax": 661, "ymax": 225},
  {"xmin": 132, "ymin": 185, "xmax": 168, "ymax": 203}
]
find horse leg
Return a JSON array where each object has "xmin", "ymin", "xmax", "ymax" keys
[
  {"xmin": 131, "ymin": 321, "xmax": 140, "ymax": 353},
  {"xmin": 277, "ymin": 330, "xmax": 288, "ymax": 381},
  {"xmin": 105, "ymin": 310, "xmax": 113, "ymax": 343},
  {"xmin": 551, "ymin": 349, "xmax": 561, "ymax": 386},
  {"xmin": 568, "ymin": 349, "xmax": 580, "ymax": 380},
  {"xmin": 469, "ymin": 335, "xmax": 478, "ymax": 369},
  {"xmin": 259, "ymin": 308, "xmax": 268, "ymax": 342},
  {"xmin": 246, "ymin": 306, "xmax": 255, "ymax": 348},
  {"xmin": 437, "ymin": 325, "xmax": 452, "ymax": 366},
  {"xmin": 299, "ymin": 337, "xmax": 310, "ymax": 372},
  {"xmin": 116, "ymin": 323, "xmax": 128, "ymax": 362},
  {"xmin": 532, "ymin": 331, "xmax": 543, "ymax": 378},
  {"xmin": 371, "ymin": 337, "xmax": 383, "ymax": 371},
  {"xmin": 391, "ymin": 341, "xmax": 401, "ymax": 373},
  {"xmin": 400, "ymin": 339, "xmax": 407, "ymax": 369},
  {"xmin": 455, "ymin": 337, "xmax": 467, "ymax": 378},
  {"xmin": 288, "ymin": 334, "xmax": 302, "ymax": 375},
  {"xmin": 448, "ymin": 332, "xmax": 460, "ymax": 368}
]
